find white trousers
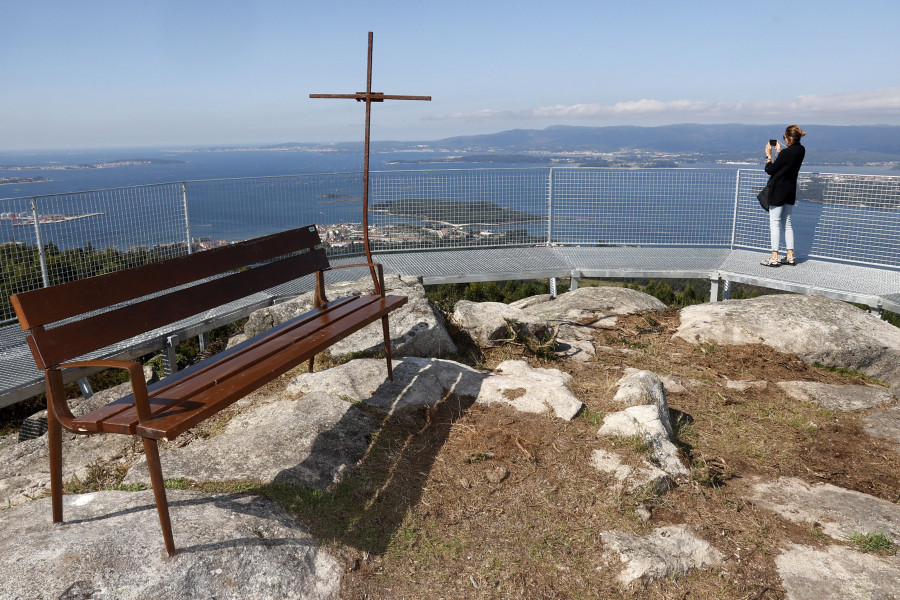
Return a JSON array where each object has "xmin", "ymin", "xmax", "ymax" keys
[{"xmin": 769, "ymin": 204, "xmax": 794, "ymax": 252}]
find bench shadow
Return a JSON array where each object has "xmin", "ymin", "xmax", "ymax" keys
[
  {"xmin": 268, "ymin": 358, "xmax": 482, "ymax": 555},
  {"xmin": 66, "ymin": 493, "xmax": 326, "ymax": 555}
]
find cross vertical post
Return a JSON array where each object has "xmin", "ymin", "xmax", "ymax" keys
[{"xmin": 311, "ymin": 32, "xmax": 431, "ymax": 294}]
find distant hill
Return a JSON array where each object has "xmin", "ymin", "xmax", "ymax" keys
[
  {"xmin": 425, "ymin": 124, "xmax": 900, "ymax": 157},
  {"xmin": 248, "ymin": 124, "xmax": 900, "ymax": 166}
]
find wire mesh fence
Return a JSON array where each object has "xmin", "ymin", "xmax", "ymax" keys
[
  {"xmin": 3, "ymin": 167, "xmax": 900, "ymax": 324},
  {"xmin": 1, "ymin": 183, "xmax": 185, "ymax": 323},
  {"xmin": 368, "ymin": 168, "xmax": 550, "ymax": 251},
  {"xmin": 550, "ymin": 168, "xmax": 737, "ymax": 246},
  {"xmin": 733, "ymin": 170, "xmax": 900, "ymax": 267},
  {"xmin": 183, "ymin": 172, "xmax": 364, "ymax": 249}
]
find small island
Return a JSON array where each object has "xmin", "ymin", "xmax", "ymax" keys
[
  {"xmin": 0, "ymin": 176, "xmax": 50, "ymax": 185},
  {"xmin": 0, "ymin": 158, "xmax": 186, "ymax": 171},
  {"xmin": 372, "ymin": 198, "xmax": 542, "ymax": 226}
]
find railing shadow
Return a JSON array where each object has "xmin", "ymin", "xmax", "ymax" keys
[{"xmin": 793, "ymin": 202, "xmax": 823, "ymax": 262}]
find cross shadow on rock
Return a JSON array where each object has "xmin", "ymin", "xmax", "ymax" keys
[{"xmin": 280, "ymin": 357, "xmax": 483, "ymax": 554}]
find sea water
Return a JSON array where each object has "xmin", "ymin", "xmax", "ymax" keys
[{"xmin": 1, "ymin": 148, "xmax": 898, "ymax": 254}]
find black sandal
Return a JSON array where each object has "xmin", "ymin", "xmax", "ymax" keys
[{"xmin": 780, "ymin": 256, "xmax": 796, "ymax": 266}]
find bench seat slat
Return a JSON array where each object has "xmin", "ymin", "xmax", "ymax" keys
[
  {"xmin": 140, "ymin": 294, "xmax": 407, "ymax": 440},
  {"xmin": 139, "ymin": 295, "xmax": 407, "ymax": 440},
  {"xmin": 72, "ymin": 294, "xmax": 407, "ymax": 439},
  {"xmin": 98, "ymin": 295, "xmax": 386, "ymax": 433},
  {"xmin": 68, "ymin": 295, "xmax": 360, "ymax": 432}
]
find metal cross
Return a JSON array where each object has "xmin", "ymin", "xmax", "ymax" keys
[{"xmin": 310, "ymin": 32, "xmax": 431, "ymax": 292}]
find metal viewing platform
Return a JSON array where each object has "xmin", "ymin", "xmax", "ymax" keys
[{"xmin": 2, "ymin": 167, "xmax": 899, "ymax": 408}]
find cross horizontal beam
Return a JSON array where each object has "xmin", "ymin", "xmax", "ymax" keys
[{"xmin": 310, "ymin": 93, "xmax": 431, "ymax": 102}]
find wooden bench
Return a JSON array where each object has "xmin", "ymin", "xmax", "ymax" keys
[{"xmin": 11, "ymin": 225, "xmax": 407, "ymax": 555}]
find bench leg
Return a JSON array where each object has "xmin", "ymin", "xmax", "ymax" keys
[
  {"xmin": 142, "ymin": 437, "xmax": 176, "ymax": 556},
  {"xmin": 381, "ymin": 315, "xmax": 394, "ymax": 381},
  {"xmin": 308, "ymin": 356, "xmax": 315, "ymax": 374},
  {"xmin": 47, "ymin": 408, "xmax": 63, "ymax": 524}
]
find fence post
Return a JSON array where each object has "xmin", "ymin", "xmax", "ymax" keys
[
  {"xmin": 547, "ymin": 168, "xmax": 557, "ymax": 298},
  {"xmin": 182, "ymin": 182, "xmax": 193, "ymax": 254},
  {"xmin": 730, "ymin": 170, "xmax": 741, "ymax": 249},
  {"xmin": 30, "ymin": 198, "xmax": 51, "ymax": 288},
  {"xmin": 546, "ymin": 167, "xmax": 554, "ymax": 245},
  {"xmin": 163, "ymin": 335, "xmax": 179, "ymax": 376}
]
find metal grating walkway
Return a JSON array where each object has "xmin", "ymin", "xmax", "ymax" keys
[{"xmin": 718, "ymin": 249, "xmax": 900, "ymax": 311}]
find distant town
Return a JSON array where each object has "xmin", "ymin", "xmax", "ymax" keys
[
  {"xmin": 186, "ymin": 221, "xmax": 532, "ymax": 255},
  {"xmin": 0, "ymin": 158, "xmax": 185, "ymax": 172}
]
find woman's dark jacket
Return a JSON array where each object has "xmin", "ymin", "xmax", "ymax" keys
[{"xmin": 764, "ymin": 142, "xmax": 805, "ymax": 207}]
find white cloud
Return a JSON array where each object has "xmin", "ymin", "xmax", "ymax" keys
[
  {"xmin": 427, "ymin": 108, "xmax": 513, "ymax": 120},
  {"xmin": 431, "ymin": 89, "xmax": 900, "ymax": 124}
]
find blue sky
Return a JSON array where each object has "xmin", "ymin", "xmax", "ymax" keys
[{"xmin": 2, "ymin": 0, "xmax": 899, "ymax": 150}]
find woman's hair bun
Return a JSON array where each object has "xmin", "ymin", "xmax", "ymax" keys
[{"xmin": 786, "ymin": 125, "xmax": 806, "ymax": 141}]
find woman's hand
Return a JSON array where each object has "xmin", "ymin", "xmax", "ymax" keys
[{"xmin": 765, "ymin": 143, "xmax": 772, "ymax": 160}]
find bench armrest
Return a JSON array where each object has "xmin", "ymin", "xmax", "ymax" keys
[
  {"xmin": 57, "ymin": 360, "xmax": 153, "ymax": 424},
  {"xmin": 318, "ymin": 262, "xmax": 386, "ymax": 299}
]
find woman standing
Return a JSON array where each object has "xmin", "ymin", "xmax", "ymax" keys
[{"xmin": 761, "ymin": 125, "xmax": 807, "ymax": 266}]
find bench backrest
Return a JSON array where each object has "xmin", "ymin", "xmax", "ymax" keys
[{"xmin": 11, "ymin": 225, "xmax": 328, "ymax": 370}]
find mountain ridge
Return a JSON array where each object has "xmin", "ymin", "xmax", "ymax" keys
[
  {"xmin": 424, "ymin": 124, "xmax": 900, "ymax": 155},
  {"xmin": 249, "ymin": 124, "xmax": 900, "ymax": 165}
]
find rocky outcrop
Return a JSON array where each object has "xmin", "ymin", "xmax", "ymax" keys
[
  {"xmin": 600, "ymin": 526, "xmax": 724, "ymax": 586},
  {"xmin": 590, "ymin": 448, "xmax": 673, "ymax": 495},
  {"xmin": 6, "ymin": 288, "xmax": 900, "ymax": 598},
  {"xmin": 776, "ymin": 544, "xmax": 900, "ymax": 600},
  {"xmin": 745, "ymin": 476, "xmax": 900, "ymax": 541},
  {"xmin": 724, "ymin": 379, "xmax": 768, "ymax": 391},
  {"xmin": 515, "ymin": 287, "xmax": 666, "ymax": 358},
  {"xmin": 744, "ymin": 476, "xmax": 900, "ymax": 599},
  {"xmin": 452, "ymin": 300, "xmax": 552, "ymax": 346},
  {"xmin": 675, "ymin": 295, "xmax": 900, "ymax": 387},
  {"xmin": 288, "ymin": 356, "xmax": 483, "ymax": 414},
  {"xmin": 622, "ymin": 367, "xmax": 700, "ymax": 395},
  {"xmin": 288, "ymin": 357, "xmax": 583, "ymax": 421},
  {"xmin": 242, "ymin": 274, "xmax": 457, "ymax": 359},
  {"xmin": 0, "ymin": 490, "xmax": 341, "ymax": 600},
  {"xmin": 0, "ymin": 381, "xmax": 143, "ymax": 508},
  {"xmin": 123, "ymin": 391, "xmax": 376, "ymax": 489},
  {"xmin": 864, "ymin": 405, "xmax": 900, "ymax": 452},
  {"xmin": 517, "ymin": 286, "xmax": 666, "ymax": 329},
  {"xmin": 776, "ymin": 381, "xmax": 898, "ymax": 412},
  {"xmin": 597, "ymin": 370, "xmax": 688, "ymax": 477},
  {"xmin": 455, "ymin": 286, "xmax": 665, "ymax": 357},
  {"xmin": 480, "ymin": 360, "xmax": 582, "ymax": 420}
]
